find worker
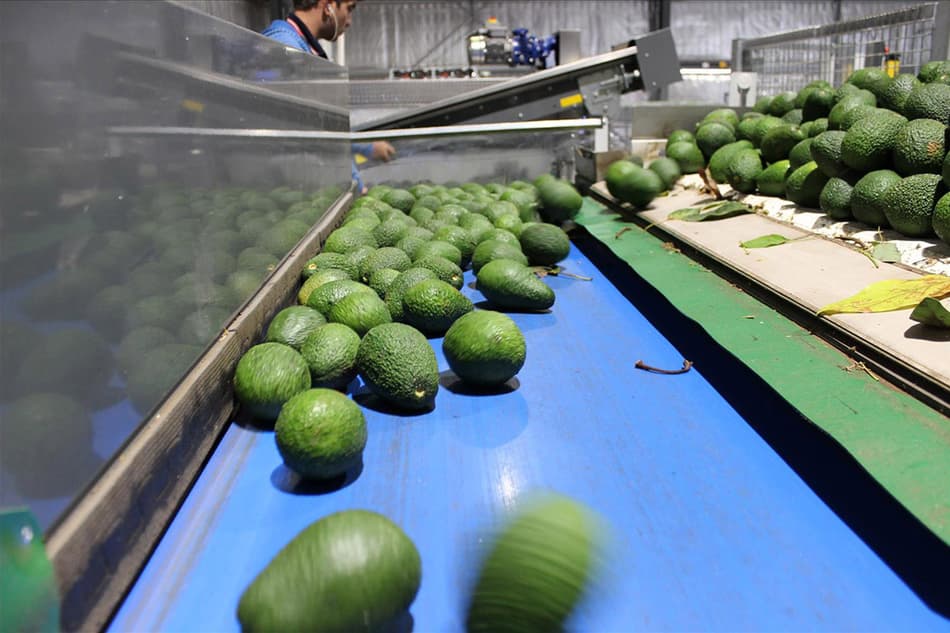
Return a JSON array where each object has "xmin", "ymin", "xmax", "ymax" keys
[{"xmin": 262, "ymin": 0, "xmax": 395, "ymax": 192}]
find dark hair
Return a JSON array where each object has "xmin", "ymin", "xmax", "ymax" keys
[{"xmin": 293, "ymin": 0, "xmax": 351, "ymax": 9}]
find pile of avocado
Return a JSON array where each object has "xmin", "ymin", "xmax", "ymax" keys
[
  {"xmin": 232, "ymin": 177, "xmax": 593, "ymax": 631},
  {"xmin": 2, "ymin": 184, "xmax": 341, "ymax": 497},
  {"xmin": 630, "ymin": 60, "xmax": 950, "ymax": 245}
]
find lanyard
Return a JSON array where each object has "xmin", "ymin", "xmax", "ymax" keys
[{"xmin": 286, "ymin": 13, "xmax": 327, "ymax": 58}]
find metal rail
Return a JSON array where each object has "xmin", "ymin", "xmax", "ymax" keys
[{"xmin": 108, "ymin": 118, "xmax": 604, "ymax": 142}]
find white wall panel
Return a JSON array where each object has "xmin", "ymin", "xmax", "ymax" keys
[{"xmin": 671, "ymin": 1, "xmax": 836, "ymax": 61}]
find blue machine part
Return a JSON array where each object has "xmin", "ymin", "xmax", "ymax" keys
[
  {"xmin": 110, "ymin": 243, "xmax": 949, "ymax": 632},
  {"xmin": 510, "ymin": 28, "xmax": 557, "ymax": 68}
]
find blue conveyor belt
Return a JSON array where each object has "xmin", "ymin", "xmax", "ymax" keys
[{"xmin": 110, "ymin": 245, "xmax": 949, "ymax": 632}]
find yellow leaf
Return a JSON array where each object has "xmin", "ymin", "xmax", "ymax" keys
[{"xmin": 818, "ymin": 275, "xmax": 950, "ymax": 316}]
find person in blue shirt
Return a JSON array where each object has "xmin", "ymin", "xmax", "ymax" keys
[{"xmin": 263, "ymin": 0, "xmax": 395, "ymax": 192}]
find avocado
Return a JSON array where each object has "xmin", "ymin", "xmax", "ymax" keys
[
  {"xmin": 768, "ymin": 91, "xmax": 798, "ymax": 116},
  {"xmin": 902, "ymin": 83, "xmax": 950, "ymax": 124},
  {"xmin": 466, "ymin": 493, "xmax": 600, "ymax": 633},
  {"xmin": 750, "ymin": 116, "xmax": 786, "ymax": 146},
  {"xmin": 802, "ymin": 88, "xmax": 835, "ymax": 121},
  {"xmin": 604, "ymin": 161, "xmax": 663, "ymax": 208},
  {"xmin": 665, "ymin": 141, "xmax": 705, "ymax": 173},
  {"xmin": 736, "ymin": 117, "xmax": 759, "ymax": 142},
  {"xmin": 126, "ymin": 343, "xmax": 202, "ymax": 414},
  {"xmin": 401, "ymin": 279, "xmax": 474, "ymax": 337},
  {"xmin": 725, "ymin": 149, "xmax": 763, "ymax": 193},
  {"xmin": 499, "ymin": 188, "xmax": 539, "ymax": 221},
  {"xmin": 538, "ymin": 179, "xmax": 583, "ymax": 223},
  {"xmin": 328, "ymin": 292, "xmax": 393, "ymax": 337},
  {"xmin": 265, "ymin": 306, "xmax": 326, "ymax": 350},
  {"xmin": 933, "ymin": 192, "xmax": 950, "ymax": 245},
  {"xmin": 15, "ymin": 327, "xmax": 113, "ymax": 401},
  {"xmin": 434, "ymin": 225, "xmax": 477, "ymax": 264},
  {"xmin": 274, "ymin": 388, "xmax": 367, "ymax": 479},
  {"xmin": 752, "ymin": 96, "xmax": 772, "ymax": 114},
  {"xmin": 667, "ymin": 129, "xmax": 695, "ymax": 145},
  {"xmin": 840, "ymin": 110, "xmax": 908, "ymax": 171},
  {"xmin": 880, "ymin": 73, "xmax": 921, "ymax": 113},
  {"xmin": 809, "ymin": 131, "xmax": 849, "ymax": 177},
  {"xmin": 785, "ymin": 161, "xmax": 830, "ymax": 209},
  {"xmin": 323, "ymin": 224, "xmax": 379, "ymax": 254},
  {"xmin": 356, "ymin": 322, "xmax": 439, "ymax": 410},
  {"xmin": 788, "ymin": 138, "xmax": 815, "ymax": 170},
  {"xmin": 696, "ymin": 122, "xmax": 737, "ymax": 159},
  {"xmin": 0, "ymin": 393, "xmax": 98, "ymax": 498},
  {"xmin": 381, "ymin": 188, "xmax": 416, "ymax": 212},
  {"xmin": 442, "ymin": 311, "xmax": 526, "ymax": 387},
  {"xmin": 306, "ymin": 279, "xmax": 376, "ymax": 317},
  {"xmin": 851, "ymin": 170, "xmax": 901, "ymax": 228},
  {"xmin": 476, "ymin": 259, "xmax": 555, "ymax": 311},
  {"xmin": 302, "ymin": 252, "xmax": 359, "ymax": 281},
  {"xmin": 300, "ymin": 323, "xmax": 361, "ymax": 391},
  {"xmin": 761, "ymin": 125, "xmax": 805, "ymax": 163},
  {"xmin": 819, "ymin": 176, "xmax": 857, "ymax": 220},
  {"xmin": 116, "ymin": 326, "xmax": 176, "ymax": 375},
  {"xmin": 755, "ymin": 160, "xmax": 791, "ymax": 197},
  {"xmin": 839, "ymin": 104, "xmax": 878, "ymax": 131},
  {"xmin": 238, "ymin": 510, "xmax": 421, "ymax": 632},
  {"xmin": 782, "ymin": 109, "xmax": 804, "ymax": 125},
  {"xmin": 892, "ymin": 118, "xmax": 947, "ymax": 175},
  {"xmin": 384, "ymin": 268, "xmax": 439, "ymax": 322},
  {"xmin": 480, "ymin": 228, "xmax": 521, "ymax": 248},
  {"xmin": 702, "ymin": 108, "xmax": 740, "ymax": 130},
  {"xmin": 846, "ymin": 67, "xmax": 893, "ymax": 100},
  {"xmin": 471, "ymin": 240, "xmax": 529, "ymax": 274},
  {"xmin": 519, "ymin": 223, "xmax": 571, "ymax": 266},
  {"xmin": 493, "ymin": 213, "xmax": 524, "ymax": 237},
  {"xmin": 707, "ymin": 140, "xmax": 755, "ymax": 183},
  {"xmin": 412, "ymin": 255, "xmax": 465, "ymax": 290},
  {"xmin": 179, "ymin": 306, "xmax": 233, "ymax": 346},
  {"xmin": 413, "ymin": 240, "xmax": 462, "ymax": 267},
  {"xmin": 827, "ymin": 92, "xmax": 876, "ymax": 129},
  {"xmin": 458, "ymin": 214, "xmax": 496, "ymax": 243},
  {"xmin": 801, "ymin": 117, "xmax": 828, "ymax": 138},
  {"xmin": 260, "ymin": 219, "xmax": 310, "ymax": 256},
  {"xmin": 367, "ymin": 267, "xmax": 401, "ymax": 298},
  {"xmin": 372, "ymin": 220, "xmax": 410, "ymax": 248},
  {"xmin": 648, "ymin": 157, "xmax": 683, "ymax": 190},
  {"xmin": 918, "ymin": 60, "xmax": 950, "ymax": 84},
  {"xmin": 298, "ymin": 269, "xmax": 351, "ymax": 305},
  {"xmin": 882, "ymin": 173, "xmax": 944, "ymax": 236},
  {"xmin": 233, "ymin": 342, "xmax": 311, "ymax": 422},
  {"xmin": 359, "ymin": 247, "xmax": 412, "ymax": 282}
]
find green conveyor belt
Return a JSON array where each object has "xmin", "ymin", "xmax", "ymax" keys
[{"xmin": 574, "ymin": 197, "xmax": 950, "ymax": 545}]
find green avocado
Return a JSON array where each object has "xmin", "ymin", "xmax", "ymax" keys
[
  {"xmin": 476, "ymin": 259, "xmax": 555, "ymax": 312},
  {"xmin": 356, "ymin": 322, "xmax": 439, "ymax": 410},
  {"xmin": 238, "ymin": 510, "xmax": 421, "ymax": 633}
]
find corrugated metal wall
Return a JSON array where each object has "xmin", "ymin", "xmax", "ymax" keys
[
  {"xmin": 340, "ymin": 0, "xmax": 936, "ymax": 70},
  {"xmin": 177, "ymin": 0, "xmax": 270, "ymax": 32}
]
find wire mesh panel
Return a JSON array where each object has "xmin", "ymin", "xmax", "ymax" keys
[{"xmin": 734, "ymin": 3, "xmax": 949, "ymax": 95}]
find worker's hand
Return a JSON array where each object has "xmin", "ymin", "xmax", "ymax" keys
[{"xmin": 371, "ymin": 141, "xmax": 396, "ymax": 162}]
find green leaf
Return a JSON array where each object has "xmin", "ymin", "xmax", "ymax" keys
[
  {"xmin": 740, "ymin": 234, "xmax": 791, "ymax": 249},
  {"xmin": 669, "ymin": 201, "xmax": 752, "ymax": 223},
  {"xmin": 910, "ymin": 297, "xmax": 950, "ymax": 328},
  {"xmin": 870, "ymin": 242, "xmax": 900, "ymax": 263},
  {"xmin": 668, "ymin": 207, "xmax": 702, "ymax": 221}
]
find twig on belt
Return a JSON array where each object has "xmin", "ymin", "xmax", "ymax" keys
[
  {"xmin": 635, "ymin": 359, "xmax": 693, "ymax": 374},
  {"xmin": 698, "ymin": 169, "xmax": 723, "ymax": 200}
]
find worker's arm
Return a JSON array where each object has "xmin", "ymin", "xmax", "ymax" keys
[{"xmin": 352, "ymin": 141, "xmax": 396, "ymax": 162}]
